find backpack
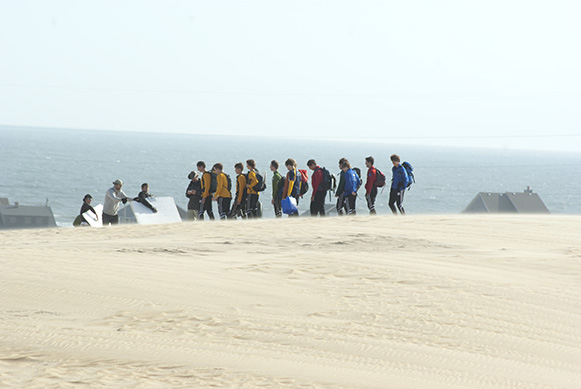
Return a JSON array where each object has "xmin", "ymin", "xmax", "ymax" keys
[
  {"xmin": 318, "ymin": 167, "xmax": 333, "ymax": 191},
  {"xmin": 298, "ymin": 169, "xmax": 309, "ymax": 197},
  {"xmin": 252, "ymin": 171, "xmax": 267, "ymax": 192},
  {"xmin": 402, "ymin": 161, "xmax": 415, "ymax": 189},
  {"xmin": 353, "ymin": 167, "xmax": 362, "ymax": 179},
  {"xmin": 226, "ymin": 174, "xmax": 232, "ymax": 192},
  {"xmin": 375, "ymin": 168, "xmax": 386, "ymax": 188},
  {"xmin": 206, "ymin": 171, "xmax": 218, "ymax": 194}
]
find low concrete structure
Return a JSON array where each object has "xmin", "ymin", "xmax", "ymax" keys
[
  {"xmin": 0, "ymin": 198, "xmax": 57, "ymax": 229},
  {"xmin": 463, "ymin": 187, "xmax": 550, "ymax": 214}
]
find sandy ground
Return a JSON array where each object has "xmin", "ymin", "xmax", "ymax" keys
[{"xmin": 0, "ymin": 215, "xmax": 579, "ymax": 388}]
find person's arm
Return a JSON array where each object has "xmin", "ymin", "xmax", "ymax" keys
[
  {"xmin": 282, "ymin": 172, "xmax": 290, "ymax": 199},
  {"xmin": 236, "ymin": 175, "xmax": 246, "ymax": 204},
  {"xmin": 247, "ymin": 171, "xmax": 258, "ymax": 193},
  {"xmin": 138, "ymin": 191, "xmax": 156, "ymax": 211},
  {"xmin": 366, "ymin": 169, "xmax": 376, "ymax": 194},
  {"xmin": 201, "ymin": 173, "xmax": 210, "ymax": 198},
  {"xmin": 311, "ymin": 169, "xmax": 322, "ymax": 200}
]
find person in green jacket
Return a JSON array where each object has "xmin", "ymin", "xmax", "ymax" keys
[
  {"xmin": 335, "ymin": 157, "xmax": 348, "ymax": 215},
  {"xmin": 270, "ymin": 160, "xmax": 283, "ymax": 218}
]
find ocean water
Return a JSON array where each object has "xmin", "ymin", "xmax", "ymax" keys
[{"xmin": 1, "ymin": 127, "xmax": 580, "ymax": 227}]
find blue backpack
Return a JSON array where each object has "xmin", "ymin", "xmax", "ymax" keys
[{"xmin": 402, "ymin": 162, "xmax": 415, "ymax": 189}]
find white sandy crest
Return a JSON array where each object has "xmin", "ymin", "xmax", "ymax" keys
[{"xmin": 0, "ymin": 215, "xmax": 579, "ymax": 388}]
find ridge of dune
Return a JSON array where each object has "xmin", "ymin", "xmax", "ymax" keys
[{"xmin": 0, "ymin": 215, "xmax": 580, "ymax": 388}]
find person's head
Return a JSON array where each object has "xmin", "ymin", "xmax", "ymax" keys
[
  {"xmin": 365, "ymin": 156, "xmax": 374, "ymax": 168},
  {"xmin": 246, "ymin": 159, "xmax": 256, "ymax": 170},
  {"xmin": 341, "ymin": 161, "xmax": 351, "ymax": 171},
  {"xmin": 213, "ymin": 162, "xmax": 223, "ymax": 174},
  {"xmin": 112, "ymin": 179, "xmax": 123, "ymax": 190},
  {"xmin": 307, "ymin": 159, "xmax": 317, "ymax": 170},
  {"xmin": 196, "ymin": 161, "xmax": 206, "ymax": 172},
  {"xmin": 234, "ymin": 162, "xmax": 244, "ymax": 174},
  {"xmin": 83, "ymin": 194, "xmax": 92, "ymax": 204},
  {"xmin": 188, "ymin": 171, "xmax": 198, "ymax": 181},
  {"xmin": 141, "ymin": 183, "xmax": 149, "ymax": 192},
  {"xmin": 270, "ymin": 160, "xmax": 279, "ymax": 172},
  {"xmin": 338, "ymin": 157, "xmax": 347, "ymax": 168},
  {"xmin": 390, "ymin": 154, "xmax": 400, "ymax": 167},
  {"xmin": 285, "ymin": 158, "xmax": 296, "ymax": 170}
]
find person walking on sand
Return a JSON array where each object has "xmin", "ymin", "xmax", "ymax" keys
[
  {"xmin": 230, "ymin": 162, "xmax": 248, "ymax": 219},
  {"xmin": 389, "ymin": 154, "xmax": 409, "ymax": 215},
  {"xmin": 134, "ymin": 183, "xmax": 157, "ymax": 213},
  {"xmin": 212, "ymin": 163, "xmax": 232, "ymax": 220},
  {"xmin": 270, "ymin": 160, "xmax": 283, "ymax": 218},
  {"xmin": 197, "ymin": 161, "xmax": 215, "ymax": 220},
  {"xmin": 341, "ymin": 161, "xmax": 361, "ymax": 216},
  {"xmin": 282, "ymin": 158, "xmax": 301, "ymax": 217},
  {"xmin": 185, "ymin": 171, "xmax": 201, "ymax": 220},
  {"xmin": 335, "ymin": 158, "xmax": 349, "ymax": 215},
  {"xmin": 307, "ymin": 159, "xmax": 326, "ymax": 216},
  {"xmin": 245, "ymin": 159, "xmax": 260, "ymax": 218},
  {"xmin": 365, "ymin": 156, "xmax": 378, "ymax": 215},
  {"xmin": 103, "ymin": 179, "xmax": 130, "ymax": 226}
]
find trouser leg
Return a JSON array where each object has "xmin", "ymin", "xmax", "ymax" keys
[
  {"xmin": 366, "ymin": 187, "xmax": 377, "ymax": 214},
  {"xmin": 274, "ymin": 198, "xmax": 282, "ymax": 218},
  {"xmin": 218, "ymin": 198, "xmax": 231, "ymax": 219},
  {"xmin": 336, "ymin": 193, "xmax": 346, "ymax": 215},
  {"xmin": 346, "ymin": 194, "xmax": 357, "ymax": 215},
  {"xmin": 313, "ymin": 191, "xmax": 326, "ymax": 216},
  {"xmin": 389, "ymin": 189, "xmax": 405, "ymax": 215}
]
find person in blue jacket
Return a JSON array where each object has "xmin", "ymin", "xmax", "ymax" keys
[
  {"xmin": 389, "ymin": 154, "xmax": 409, "ymax": 215},
  {"xmin": 341, "ymin": 161, "xmax": 361, "ymax": 215}
]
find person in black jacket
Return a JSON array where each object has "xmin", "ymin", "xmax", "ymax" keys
[
  {"xmin": 134, "ymin": 183, "xmax": 157, "ymax": 213},
  {"xmin": 79, "ymin": 194, "xmax": 97, "ymax": 225},
  {"xmin": 185, "ymin": 171, "xmax": 202, "ymax": 220}
]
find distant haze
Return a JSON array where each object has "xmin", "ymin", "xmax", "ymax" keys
[{"xmin": 1, "ymin": 1, "xmax": 579, "ymax": 151}]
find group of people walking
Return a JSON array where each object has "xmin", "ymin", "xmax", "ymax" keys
[
  {"xmin": 78, "ymin": 154, "xmax": 413, "ymax": 226},
  {"xmin": 184, "ymin": 154, "xmax": 413, "ymax": 221}
]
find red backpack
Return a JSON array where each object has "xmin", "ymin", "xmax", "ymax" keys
[{"xmin": 298, "ymin": 169, "xmax": 309, "ymax": 197}]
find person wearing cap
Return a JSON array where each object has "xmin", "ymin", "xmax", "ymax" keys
[
  {"xmin": 185, "ymin": 171, "xmax": 202, "ymax": 220},
  {"xmin": 103, "ymin": 179, "xmax": 130, "ymax": 226},
  {"xmin": 78, "ymin": 194, "xmax": 97, "ymax": 226}
]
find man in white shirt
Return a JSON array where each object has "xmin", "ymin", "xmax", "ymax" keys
[{"xmin": 103, "ymin": 179, "xmax": 129, "ymax": 225}]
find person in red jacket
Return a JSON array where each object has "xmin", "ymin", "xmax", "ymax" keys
[
  {"xmin": 307, "ymin": 159, "xmax": 326, "ymax": 216},
  {"xmin": 365, "ymin": 156, "xmax": 378, "ymax": 215}
]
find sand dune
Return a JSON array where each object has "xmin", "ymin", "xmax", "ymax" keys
[{"xmin": 0, "ymin": 215, "xmax": 579, "ymax": 388}]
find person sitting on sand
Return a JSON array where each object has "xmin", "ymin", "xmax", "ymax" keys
[
  {"xmin": 134, "ymin": 183, "xmax": 157, "ymax": 213},
  {"xmin": 103, "ymin": 179, "xmax": 130, "ymax": 226}
]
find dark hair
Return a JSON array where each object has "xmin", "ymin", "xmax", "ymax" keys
[
  {"xmin": 213, "ymin": 162, "xmax": 224, "ymax": 171},
  {"xmin": 365, "ymin": 156, "xmax": 374, "ymax": 165},
  {"xmin": 196, "ymin": 161, "xmax": 206, "ymax": 168},
  {"xmin": 270, "ymin": 160, "xmax": 279, "ymax": 169},
  {"xmin": 390, "ymin": 154, "xmax": 400, "ymax": 162},
  {"xmin": 307, "ymin": 159, "xmax": 316, "ymax": 167},
  {"xmin": 141, "ymin": 183, "xmax": 148, "ymax": 189},
  {"xmin": 246, "ymin": 159, "xmax": 256, "ymax": 169},
  {"xmin": 234, "ymin": 162, "xmax": 244, "ymax": 170},
  {"xmin": 341, "ymin": 161, "xmax": 351, "ymax": 169},
  {"xmin": 338, "ymin": 157, "xmax": 347, "ymax": 165},
  {"xmin": 285, "ymin": 158, "xmax": 296, "ymax": 167},
  {"xmin": 83, "ymin": 194, "xmax": 92, "ymax": 201},
  {"xmin": 188, "ymin": 171, "xmax": 197, "ymax": 180}
]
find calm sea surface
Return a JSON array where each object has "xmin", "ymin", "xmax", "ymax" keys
[{"xmin": 1, "ymin": 127, "xmax": 580, "ymax": 226}]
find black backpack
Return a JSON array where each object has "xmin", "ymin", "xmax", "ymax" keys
[
  {"xmin": 252, "ymin": 171, "xmax": 267, "ymax": 192},
  {"xmin": 226, "ymin": 174, "xmax": 233, "ymax": 192},
  {"xmin": 205, "ymin": 171, "xmax": 218, "ymax": 194},
  {"xmin": 318, "ymin": 167, "xmax": 333, "ymax": 191}
]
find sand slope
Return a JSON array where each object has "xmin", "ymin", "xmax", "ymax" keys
[{"xmin": 0, "ymin": 215, "xmax": 579, "ymax": 388}]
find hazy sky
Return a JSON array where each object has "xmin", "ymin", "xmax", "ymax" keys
[{"xmin": 1, "ymin": 1, "xmax": 580, "ymax": 151}]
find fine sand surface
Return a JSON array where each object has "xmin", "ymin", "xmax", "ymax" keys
[{"xmin": 0, "ymin": 215, "xmax": 579, "ymax": 388}]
